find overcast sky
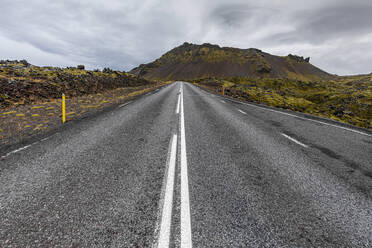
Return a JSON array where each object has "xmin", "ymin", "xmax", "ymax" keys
[{"xmin": 1, "ymin": 0, "xmax": 371, "ymax": 75}]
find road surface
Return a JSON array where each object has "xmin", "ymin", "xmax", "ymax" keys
[{"xmin": 1, "ymin": 82, "xmax": 371, "ymax": 247}]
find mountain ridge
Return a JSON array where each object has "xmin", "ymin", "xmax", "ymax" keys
[{"xmin": 130, "ymin": 42, "xmax": 332, "ymax": 81}]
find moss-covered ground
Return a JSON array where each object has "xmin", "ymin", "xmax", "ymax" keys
[
  {"xmin": 0, "ymin": 60, "xmax": 169, "ymax": 147},
  {"xmin": 193, "ymin": 76, "xmax": 372, "ymax": 129}
]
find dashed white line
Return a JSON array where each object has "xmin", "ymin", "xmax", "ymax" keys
[
  {"xmin": 157, "ymin": 134, "xmax": 178, "ymax": 248},
  {"xmin": 180, "ymin": 84, "xmax": 193, "ymax": 248},
  {"xmin": 281, "ymin": 133, "xmax": 309, "ymax": 148},
  {"xmin": 238, "ymin": 109, "xmax": 247, "ymax": 115},
  {"xmin": 226, "ymin": 98, "xmax": 371, "ymax": 137}
]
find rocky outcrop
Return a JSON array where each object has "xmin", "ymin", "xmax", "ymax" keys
[{"xmin": 288, "ymin": 54, "xmax": 310, "ymax": 63}]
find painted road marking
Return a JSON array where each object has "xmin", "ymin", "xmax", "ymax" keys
[
  {"xmin": 281, "ymin": 133, "xmax": 309, "ymax": 148},
  {"xmin": 1, "ymin": 144, "xmax": 32, "ymax": 159},
  {"xmin": 220, "ymin": 100, "xmax": 226, "ymax": 103},
  {"xmin": 180, "ymin": 84, "xmax": 193, "ymax": 248},
  {"xmin": 238, "ymin": 109, "xmax": 247, "ymax": 115},
  {"xmin": 157, "ymin": 134, "xmax": 178, "ymax": 248},
  {"xmin": 225, "ymin": 97, "xmax": 371, "ymax": 137},
  {"xmin": 176, "ymin": 94, "xmax": 181, "ymax": 114},
  {"xmin": 119, "ymin": 101, "xmax": 132, "ymax": 108}
]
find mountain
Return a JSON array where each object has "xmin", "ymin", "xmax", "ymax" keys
[{"xmin": 130, "ymin": 42, "xmax": 332, "ymax": 81}]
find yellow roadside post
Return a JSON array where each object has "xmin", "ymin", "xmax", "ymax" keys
[
  {"xmin": 62, "ymin": 93, "xmax": 66, "ymax": 123},
  {"xmin": 222, "ymin": 86, "xmax": 225, "ymax": 95}
]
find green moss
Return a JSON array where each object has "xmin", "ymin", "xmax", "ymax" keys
[{"xmin": 195, "ymin": 75, "xmax": 372, "ymax": 129}]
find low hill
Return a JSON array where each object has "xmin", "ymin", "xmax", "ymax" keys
[{"xmin": 130, "ymin": 42, "xmax": 332, "ymax": 81}]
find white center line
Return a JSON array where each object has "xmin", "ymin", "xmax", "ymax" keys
[
  {"xmin": 157, "ymin": 134, "xmax": 178, "ymax": 248},
  {"xmin": 281, "ymin": 133, "xmax": 309, "ymax": 148},
  {"xmin": 176, "ymin": 93, "xmax": 181, "ymax": 114},
  {"xmin": 238, "ymin": 109, "xmax": 247, "ymax": 115},
  {"xmin": 180, "ymin": 84, "xmax": 193, "ymax": 248}
]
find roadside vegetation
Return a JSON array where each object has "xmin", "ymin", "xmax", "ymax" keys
[
  {"xmin": 0, "ymin": 60, "xmax": 167, "ymax": 147},
  {"xmin": 192, "ymin": 76, "xmax": 372, "ymax": 129},
  {"xmin": 0, "ymin": 60, "xmax": 153, "ymax": 108}
]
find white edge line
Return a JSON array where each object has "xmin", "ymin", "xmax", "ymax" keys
[
  {"xmin": 1, "ymin": 144, "xmax": 32, "ymax": 159},
  {"xmin": 225, "ymin": 98, "xmax": 371, "ymax": 137},
  {"xmin": 180, "ymin": 84, "xmax": 193, "ymax": 248},
  {"xmin": 238, "ymin": 109, "xmax": 247, "ymax": 115},
  {"xmin": 220, "ymin": 100, "xmax": 226, "ymax": 103},
  {"xmin": 281, "ymin": 133, "xmax": 309, "ymax": 148},
  {"xmin": 157, "ymin": 134, "xmax": 178, "ymax": 248},
  {"xmin": 119, "ymin": 101, "xmax": 132, "ymax": 108},
  {"xmin": 192, "ymin": 84, "xmax": 370, "ymax": 137}
]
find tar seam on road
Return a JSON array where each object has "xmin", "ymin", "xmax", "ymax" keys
[
  {"xmin": 238, "ymin": 109, "xmax": 247, "ymax": 115},
  {"xmin": 180, "ymin": 83, "xmax": 193, "ymax": 248},
  {"xmin": 281, "ymin": 133, "xmax": 309, "ymax": 148},
  {"xmin": 176, "ymin": 94, "xmax": 181, "ymax": 114},
  {"xmin": 224, "ymin": 97, "xmax": 371, "ymax": 137},
  {"xmin": 157, "ymin": 134, "xmax": 178, "ymax": 248}
]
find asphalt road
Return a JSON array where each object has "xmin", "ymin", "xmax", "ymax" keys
[{"xmin": 0, "ymin": 82, "xmax": 371, "ymax": 247}]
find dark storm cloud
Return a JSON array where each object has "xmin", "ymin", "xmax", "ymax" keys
[{"xmin": 0, "ymin": 0, "xmax": 371, "ymax": 75}]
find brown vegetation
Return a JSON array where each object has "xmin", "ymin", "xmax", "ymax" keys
[{"xmin": 130, "ymin": 42, "xmax": 332, "ymax": 81}]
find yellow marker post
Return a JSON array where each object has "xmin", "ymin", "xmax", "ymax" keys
[
  {"xmin": 62, "ymin": 93, "xmax": 66, "ymax": 123},
  {"xmin": 222, "ymin": 86, "xmax": 225, "ymax": 96}
]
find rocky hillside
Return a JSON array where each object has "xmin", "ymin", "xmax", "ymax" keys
[
  {"xmin": 0, "ymin": 60, "xmax": 154, "ymax": 108},
  {"xmin": 131, "ymin": 42, "xmax": 332, "ymax": 81}
]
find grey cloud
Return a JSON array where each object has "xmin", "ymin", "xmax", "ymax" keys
[
  {"xmin": 273, "ymin": 4, "xmax": 372, "ymax": 44},
  {"xmin": 0, "ymin": 0, "xmax": 371, "ymax": 75},
  {"xmin": 209, "ymin": 4, "xmax": 277, "ymax": 28}
]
